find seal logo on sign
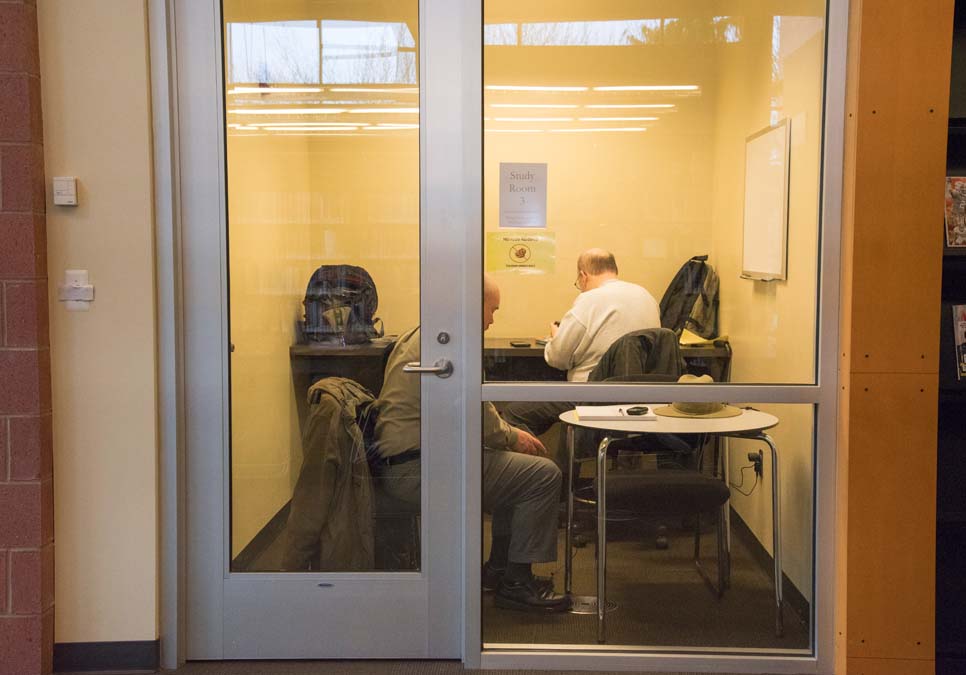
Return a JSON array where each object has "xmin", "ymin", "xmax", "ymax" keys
[{"xmin": 509, "ymin": 244, "xmax": 532, "ymax": 263}]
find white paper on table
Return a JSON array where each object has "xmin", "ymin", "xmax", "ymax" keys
[{"xmin": 575, "ymin": 405, "xmax": 657, "ymax": 421}]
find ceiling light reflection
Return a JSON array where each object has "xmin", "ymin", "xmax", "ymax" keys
[
  {"xmin": 551, "ymin": 127, "xmax": 648, "ymax": 133},
  {"xmin": 328, "ymin": 87, "xmax": 418, "ymax": 93},
  {"xmin": 228, "ymin": 86, "xmax": 322, "ymax": 94},
  {"xmin": 486, "ymin": 85, "xmax": 588, "ymax": 92},
  {"xmin": 586, "ymin": 104, "xmax": 676, "ymax": 109},
  {"xmin": 346, "ymin": 108, "xmax": 419, "ymax": 114},
  {"xmin": 577, "ymin": 117, "xmax": 658, "ymax": 122},
  {"xmin": 592, "ymin": 85, "xmax": 699, "ymax": 92},
  {"xmin": 246, "ymin": 122, "xmax": 365, "ymax": 127},
  {"xmin": 494, "ymin": 117, "xmax": 573, "ymax": 122},
  {"xmin": 263, "ymin": 126, "xmax": 362, "ymax": 131},
  {"xmin": 490, "ymin": 103, "xmax": 579, "ymax": 109},
  {"xmin": 228, "ymin": 108, "xmax": 348, "ymax": 115}
]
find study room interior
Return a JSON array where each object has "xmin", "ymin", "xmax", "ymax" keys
[{"xmin": 221, "ymin": 0, "xmax": 826, "ymax": 655}]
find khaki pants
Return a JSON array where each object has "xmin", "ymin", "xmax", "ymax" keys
[{"xmin": 377, "ymin": 449, "xmax": 561, "ymax": 564}]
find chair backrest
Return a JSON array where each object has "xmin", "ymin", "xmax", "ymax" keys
[{"xmin": 589, "ymin": 327, "xmax": 684, "ymax": 381}]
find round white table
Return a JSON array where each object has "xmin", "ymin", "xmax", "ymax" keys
[{"xmin": 558, "ymin": 406, "xmax": 782, "ymax": 644}]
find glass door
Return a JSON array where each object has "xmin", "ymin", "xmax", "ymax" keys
[{"xmin": 178, "ymin": 0, "xmax": 474, "ymax": 659}]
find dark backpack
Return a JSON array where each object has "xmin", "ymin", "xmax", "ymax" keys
[{"xmin": 302, "ymin": 265, "xmax": 384, "ymax": 345}]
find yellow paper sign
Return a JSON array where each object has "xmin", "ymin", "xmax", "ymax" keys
[{"xmin": 486, "ymin": 231, "xmax": 556, "ymax": 274}]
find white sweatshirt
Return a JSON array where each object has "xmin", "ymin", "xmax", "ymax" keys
[{"xmin": 544, "ymin": 279, "xmax": 661, "ymax": 382}]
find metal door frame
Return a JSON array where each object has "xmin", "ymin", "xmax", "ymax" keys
[{"xmin": 151, "ymin": 0, "xmax": 475, "ymax": 664}]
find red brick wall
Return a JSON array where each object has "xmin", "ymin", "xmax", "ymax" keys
[{"xmin": 0, "ymin": 1, "xmax": 54, "ymax": 674}]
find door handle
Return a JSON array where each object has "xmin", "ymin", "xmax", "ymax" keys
[{"xmin": 402, "ymin": 359, "xmax": 453, "ymax": 378}]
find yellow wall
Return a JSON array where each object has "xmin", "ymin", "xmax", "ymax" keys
[
  {"xmin": 481, "ymin": 6, "xmax": 718, "ymax": 337},
  {"xmin": 227, "ymin": 131, "xmax": 419, "ymax": 554},
  {"xmin": 38, "ymin": 0, "xmax": 158, "ymax": 643},
  {"xmin": 483, "ymin": 131, "xmax": 713, "ymax": 338},
  {"xmin": 711, "ymin": 2, "xmax": 826, "ymax": 601}
]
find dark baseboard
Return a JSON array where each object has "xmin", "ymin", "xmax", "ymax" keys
[
  {"xmin": 53, "ymin": 640, "xmax": 159, "ymax": 673},
  {"xmin": 730, "ymin": 507, "xmax": 811, "ymax": 627},
  {"xmin": 231, "ymin": 500, "xmax": 291, "ymax": 571}
]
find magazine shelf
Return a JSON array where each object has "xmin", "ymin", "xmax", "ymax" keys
[{"xmin": 938, "ymin": 101, "xmax": 966, "ymax": 671}]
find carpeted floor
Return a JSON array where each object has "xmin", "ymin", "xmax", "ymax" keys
[
  {"xmin": 481, "ymin": 513, "xmax": 809, "ymax": 650},
  {"xmin": 244, "ymin": 508, "xmax": 809, "ymax": 652}
]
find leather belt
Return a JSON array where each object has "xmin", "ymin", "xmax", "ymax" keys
[{"xmin": 379, "ymin": 448, "xmax": 420, "ymax": 466}]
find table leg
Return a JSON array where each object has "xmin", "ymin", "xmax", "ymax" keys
[
  {"xmin": 756, "ymin": 431, "xmax": 784, "ymax": 637},
  {"xmin": 597, "ymin": 436, "xmax": 612, "ymax": 644},
  {"xmin": 565, "ymin": 424, "xmax": 574, "ymax": 595},
  {"xmin": 722, "ymin": 438, "xmax": 732, "ymax": 589}
]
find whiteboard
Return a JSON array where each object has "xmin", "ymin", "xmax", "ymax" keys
[{"xmin": 741, "ymin": 120, "xmax": 791, "ymax": 281}]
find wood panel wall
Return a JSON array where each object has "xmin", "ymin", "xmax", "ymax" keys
[{"xmin": 839, "ymin": 1, "xmax": 954, "ymax": 673}]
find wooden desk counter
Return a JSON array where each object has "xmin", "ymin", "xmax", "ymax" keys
[{"xmin": 289, "ymin": 336, "xmax": 732, "ymax": 397}]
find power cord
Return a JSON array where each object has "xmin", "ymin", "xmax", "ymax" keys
[{"xmin": 730, "ymin": 464, "xmax": 760, "ymax": 496}]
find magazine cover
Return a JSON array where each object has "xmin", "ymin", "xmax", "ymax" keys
[
  {"xmin": 945, "ymin": 177, "xmax": 966, "ymax": 247},
  {"xmin": 955, "ymin": 304, "xmax": 966, "ymax": 380}
]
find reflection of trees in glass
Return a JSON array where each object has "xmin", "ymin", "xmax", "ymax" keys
[
  {"xmin": 249, "ymin": 55, "xmax": 315, "ymax": 86},
  {"xmin": 633, "ymin": 19, "xmax": 663, "ymax": 45},
  {"xmin": 659, "ymin": 17, "xmax": 715, "ymax": 44},
  {"xmin": 522, "ymin": 19, "xmax": 661, "ymax": 46},
  {"xmin": 712, "ymin": 16, "xmax": 743, "ymax": 44},
  {"xmin": 227, "ymin": 20, "xmax": 419, "ymax": 86},
  {"xmin": 485, "ymin": 16, "xmax": 744, "ymax": 47},
  {"xmin": 228, "ymin": 21, "xmax": 320, "ymax": 84},
  {"xmin": 771, "ymin": 17, "xmax": 784, "ymax": 84},
  {"xmin": 321, "ymin": 21, "xmax": 416, "ymax": 85},
  {"xmin": 484, "ymin": 23, "xmax": 517, "ymax": 46}
]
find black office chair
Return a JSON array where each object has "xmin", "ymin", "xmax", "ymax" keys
[
  {"xmin": 574, "ymin": 330, "xmax": 732, "ymax": 598},
  {"xmin": 358, "ymin": 400, "xmax": 421, "ymax": 571},
  {"xmin": 371, "ymin": 477, "xmax": 421, "ymax": 570},
  {"xmin": 578, "ymin": 438, "xmax": 731, "ymax": 598}
]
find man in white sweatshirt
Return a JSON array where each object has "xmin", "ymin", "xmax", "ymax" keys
[
  {"xmin": 503, "ymin": 248, "xmax": 660, "ymax": 436},
  {"xmin": 546, "ymin": 248, "xmax": 661, "ymax": 382}
]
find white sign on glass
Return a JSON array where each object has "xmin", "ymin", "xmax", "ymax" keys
[{"xmin": 499, "ymin": 162, "xmax": 547, "ymax": 228}]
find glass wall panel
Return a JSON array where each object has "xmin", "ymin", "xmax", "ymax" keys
[
  {"xmin": 481, "ymin": 400, "xmax": 815, "ymax": 652},
  {"xmin": 223, "ymin": 0, "xmax": 420, "ymax": 572},
  {"xmin": 480, "ymin": 0, "xmax": 826, "ymax": 654},
  {"xmin": 482, "ymin": 0, "xmax": 828, "ymax": 386}
]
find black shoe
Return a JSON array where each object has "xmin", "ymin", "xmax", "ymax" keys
[
  {"xmin": 482, "ymin": 562, "xmax": 505, "ymax": 592},
  {"xmin": 482, "ymin": 563, "xmax": 553, "ymax": 594},
  {"xmin": 494, "ymin": 577, "xmax": 571, "ymax": 613}
]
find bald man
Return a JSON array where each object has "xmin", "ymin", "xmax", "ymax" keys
[
  {"xmin": 372, "ymin": 275, "xmax": 570, "ymax": 612},
  {"xmin": 547, "ymin": 249, "xmax": 660, "ymax": 382},
  {"xmin": 504, "ymin": 249, "xmax": 660, "ymax": 437}
]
